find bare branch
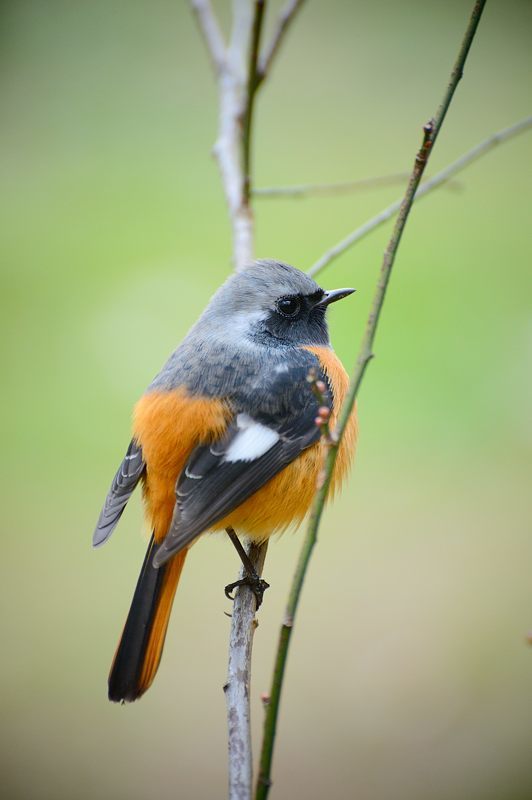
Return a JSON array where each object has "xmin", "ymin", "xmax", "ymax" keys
[
  {"xmin": 225, "ymin": 541, "xmax": 269, "ymax": 800},
  {"xmin": 193, "ymin": 0, "xmax": 306, "ymax": 270},
  {"xmin": 209, "ymin": 0, "xmax": 254, "ymax": 271},
  {"xmin": 190, "ymin": 2, "xmax": 270, "ymax": 794},
  {"xmin": 308, "ymin": 115, "xmax": 532, "ymax": 277},
  {"xmin": 188, "ymin": 2, "xmax": 271, "ymax": 797},
  {"xmin": 256, "ymin": 2, "xmax": 487, "ymax": 796},
  {"xmin": 254, "ymin": 172, "xmax": 412, "ymax": 198},
  {"xmin": 257, "ymin": 0, "xmax": 306, "ymax": 85},
  {"xmin": 209, "ymin": 3, "xmax": 271, "ymax": 796},
  {"xmin": 189, "ymin": 0, "xmax": 228, "ymax": 75}
]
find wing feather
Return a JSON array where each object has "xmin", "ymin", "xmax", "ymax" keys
[
  {"xmin": 153, "ymin": 371, "xmax": 331, "ymax": 567},
  {"xmin": 93, "ymin": 440, "xmax": 146, "ymax": 547}
]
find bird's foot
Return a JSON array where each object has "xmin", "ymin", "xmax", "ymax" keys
[{"xmin": 224, "ymin": 574, "xmax": 270, "ymax": 610}]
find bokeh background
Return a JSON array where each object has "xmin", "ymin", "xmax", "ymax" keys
[{"xmin": 1, "ymin": 1, "xmax": 531, "ymax": 798}]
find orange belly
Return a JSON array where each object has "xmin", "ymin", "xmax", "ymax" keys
[
  {"xmin": 133, "ymin": 390, "xmax": 231, "ymax": 542},
  {"xmin": 133, "ymin": 346, "xmax": 357, "ymax": 543}
]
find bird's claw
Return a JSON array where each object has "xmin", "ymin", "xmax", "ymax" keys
[{"xmin": 224, "ymin": 575, "xmax": 270, "ymax": 609}]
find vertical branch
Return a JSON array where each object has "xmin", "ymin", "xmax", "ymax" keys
[
  {"xmin": 190, "ymin": 2, "xmax": 277, "ymax": 798},
  {"xmin": 223, "ymin": 5, "xmax": 269, "ymax": 794},
  {"xmin": 255, "ymin": 2, "xmax": 487, "ymax": 797},
  {"xmin": 197, "ymin": 0, "xmax": 305, "ymax": 270},
  {"xmin": 191, "ymin": 0, "xmax": 263, "ymax": 272},
  {"xmin": 213, "ymin": 0, "xmax": 255, "ymax": 271},
  {"xmin": 224, "ymin": 541, "xmax": 269, "ymax": 800}
]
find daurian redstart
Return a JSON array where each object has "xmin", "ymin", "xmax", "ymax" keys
[{"xmin": 94, "ymin": 260, "xmax": 357, "ymax": 702}]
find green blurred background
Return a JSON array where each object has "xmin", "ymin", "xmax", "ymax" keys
[{"xmin": 1, "ymin": 1, "xmax": 531, "ymax": 798}]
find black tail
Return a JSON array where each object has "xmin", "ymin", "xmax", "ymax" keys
[{"xmin": 108, "ymin": 535, "xmax": 187, "ymax": 703}]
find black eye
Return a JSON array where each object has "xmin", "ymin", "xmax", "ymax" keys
[{"xmin": 276, "ymin": 296, "xmax": 301, "ymax": 318}]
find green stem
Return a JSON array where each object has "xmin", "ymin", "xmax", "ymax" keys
[{"xmin": 255, "ymin": 2, "xmax": 487, "ymax": 797}]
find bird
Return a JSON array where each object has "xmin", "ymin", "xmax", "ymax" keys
[{"xmin": 93, "ymin": 259, "xmax": 358, "ymax": 703}]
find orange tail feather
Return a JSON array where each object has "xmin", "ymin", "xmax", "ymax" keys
[{"xmin": 108, "ymin": 536, "xmax": 187, "ymax": 703}]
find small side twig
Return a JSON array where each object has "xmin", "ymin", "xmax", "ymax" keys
[
  {"xmin": 308, "ymin": 115, "xmax": 532, "ymax": 277},
  {"xmin": 255, "ymin": 2, "xmax": 487, "ymax": 797},
  {"xmin": 256, "ymin": 0, "xmax": 306, "ymax": 86},
  {"xmin": 254, "ymin": 171, "xmax": 413, "ymax": 198},
  {"xmin": 189, "ymin": 0, "xmax": 227, "ymax": 75}
]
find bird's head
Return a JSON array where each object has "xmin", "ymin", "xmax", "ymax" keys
[{"xmin": 202, "ymin": 259, "xmax": 355, "ymax": 347}]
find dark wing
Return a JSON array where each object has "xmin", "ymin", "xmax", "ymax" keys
[
  {"xmin": 152, "ymin": 373, "xmax": 331, "ymax": 567},
  {"xmin": 93, "ymin": 440, "xmax": 146, "ymax": 547}
]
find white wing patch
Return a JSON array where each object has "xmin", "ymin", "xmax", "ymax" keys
[{"xmin": 224, "ymin": 413, "xmax": 279, "ymax": 463}]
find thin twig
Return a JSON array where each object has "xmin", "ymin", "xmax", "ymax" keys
[
  {"xmin": 256, "ymin": 2, "xmax": 487, "ymax": 796},
  {"xmin": 308, "ymin": 115, "xmax": 532, "ymax": 277},
  {"xmin": 189, "ymin": 0, "xmax": 227, "ymax": 75},
  {"xmin": 257, "ymin": 0, "xmax": 306, "ymax": 86},
  {"xmin": 254, "ymin": 171, "xmax": 412, "ymax": 197},
  {"xmin": 243, "ymin": 0, "xmax": 267, "ymax": 202}
]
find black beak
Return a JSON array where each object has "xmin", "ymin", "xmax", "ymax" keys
[{"xmin": 317, "ymin": 288, "xmax": 356, "ymax": 308}]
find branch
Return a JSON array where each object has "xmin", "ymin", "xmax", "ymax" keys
[
  {"xmin": 190, "ymin": 2, "xmax": 266, "ymax": 795},
  {"xmin": 225, "ymin": 541, "xmax": 269, "ymax": 800},
  {"xmin": 254, "ymin": 171, "xmax": 412, "ymax": 198},
  {"xmin": 257, "ymin": 0, "xmax": 306, "ymax": 86},
  {"xmin": 208, "ymin": 4, "xmax": 270, "ymax": 798},
  {"xmin": 209, "ymin": 0, "xmax": 253, "ymax": 272},
  {"xmin": 308, "ymin": 115, "xmax": 532, "ymax": 277},
  {"xmin": 190, "ymin": 2, "xmax": 301, "ymax": 797},
  {"xmin": 256, "ymin": 2, "xmax": 487, "ymax": 796},
  {"xmin": 242, "ymin": 0, "xmax": 267, "ymax": 202},
  {"xmin": 189, "ymin": 0, "xmax": 227, "ymax": 75}
]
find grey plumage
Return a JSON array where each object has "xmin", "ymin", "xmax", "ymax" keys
[
  {"xmin": 148, "ymin": 260, "xmax": 329, "ymax": 399},
  {"xmin": 94, "ymin": 260, "xmax": 356, "ymax": 703},
  {"xmin": 94, "ymin": 260, "xmax": 353, "ymax": 559},
  {"xmin": 152, "ymin": 358, "xmax": 332, "ymax": 566},
  {"xmin": 93, "ymin": 440, "xmax": 145, "ymax": 547}
]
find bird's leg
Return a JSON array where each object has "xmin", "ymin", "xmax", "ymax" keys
[{"xmin": 225, "ymin": 526, "xmax": 270, "ymax": 609}]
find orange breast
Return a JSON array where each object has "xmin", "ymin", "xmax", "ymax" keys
[
  {"xmin": 133, "ymin": 346, "xmax": 357, "ymax": 544},
  {"xmin": 133, "ymin": 389, "xmax": 230, "ymax": 541},
  {"xmin": 213, "ymin": 345, "xmax": 358, "ymax": 540}
]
